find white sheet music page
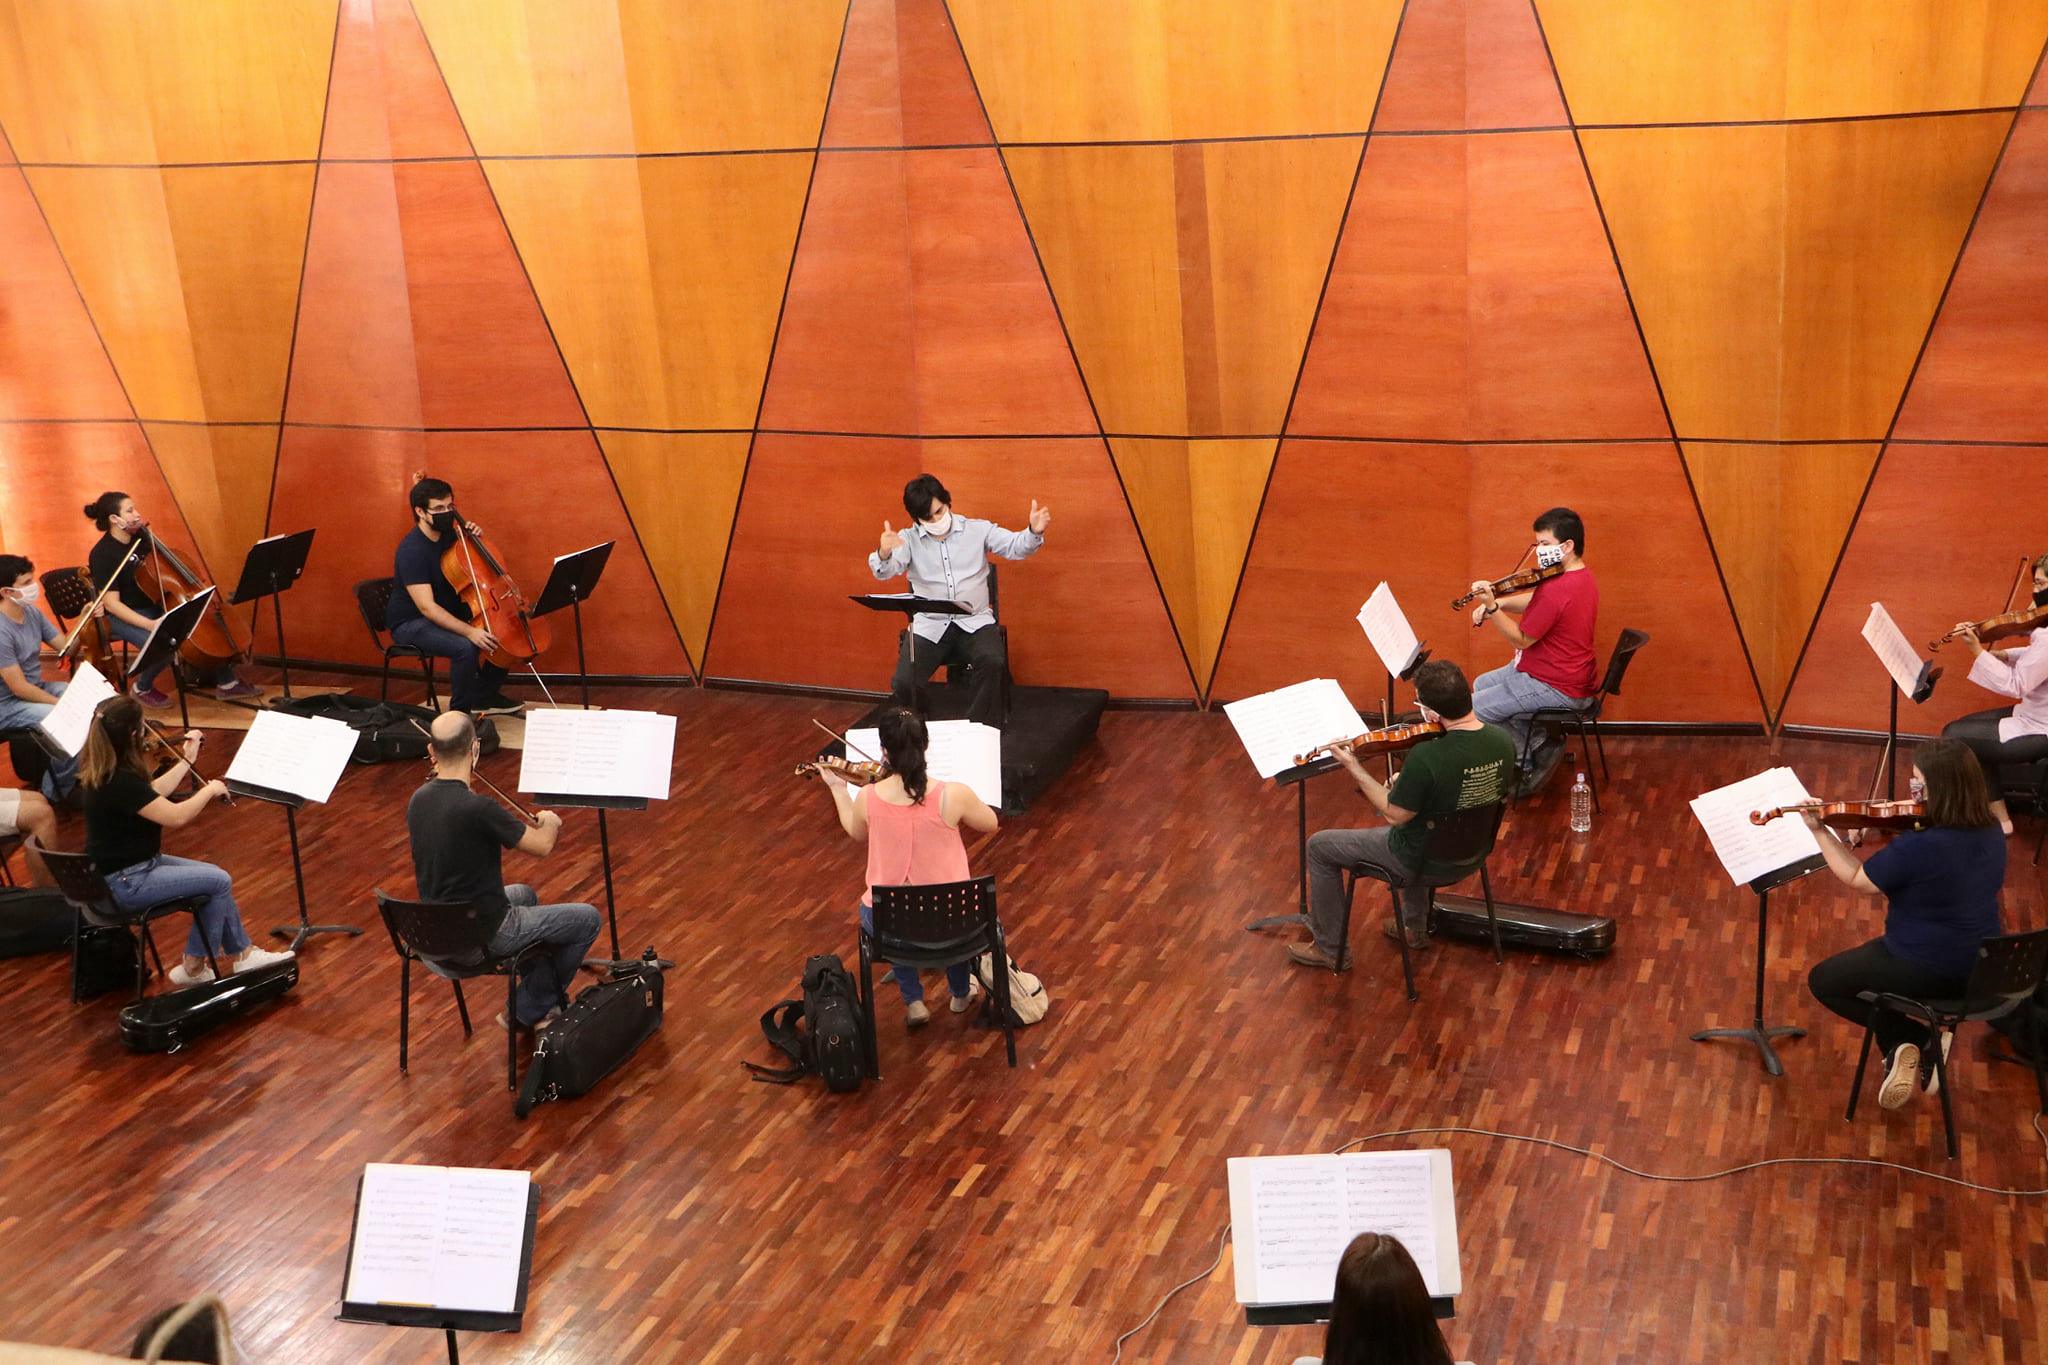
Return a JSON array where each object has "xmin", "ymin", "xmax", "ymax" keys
[
  {"xmin": 1228, "ymin": 1150, "xmax": 1459, "ymax": 1306},
  {"xmin": 1689, "ymin": 767, "xmax": 1823, "ymax": 886},
  {"xmin": 1222, "ymin": 678, "xmax": 1366, "ymax": 779},
  {"xmin": 36, "ymin": 661, "xmax": 117, "ymax": 759},
  {"xmin": 516, "ymin": 708, "xmax": 675, "ymax": 801},
  {"xmin": 1862, "ymin": 603, "xmax": 1928, "ymax": 698},
  {"xmin": 843, "ymin": 719, "xmax": 1003, "ymax": 809},
  {"xmin": 344, "ymin": 1164, "xmax": 530, "ymax": 1315},
  {"xmin": 224, "ymin": 710, "xmax": 357, "ymax": 803},
  {"xmin": 1357, "ymin": 582, "xmax": 1421, "ymax": 678}
]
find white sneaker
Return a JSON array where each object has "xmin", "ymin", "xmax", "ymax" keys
[
  {"xmin": 1921, "ymin": 1032, "xmax": 1955, "ymax": 1098},
  {"xmin": 1879, "ymin": 1043, "xmax": 1921, "ymax": 1110},
  {"xmin": 904, "ymin": 1001, "xmax": 931, "ymax": 1027},
  {"xmin": 949, "ymin": 976, "xmax": 983, "ymax": 1014},
  {"xmin": 231, "ymin": 947, "xmax": 295, "ymax": 974},
  {"xmin": 167, "ymin": 962, "xmax": 216, "ymax": 988}
]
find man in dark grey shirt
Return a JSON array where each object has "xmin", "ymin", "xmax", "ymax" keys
[{"xmin": 867, "ymin": 474, "xmax": 1050, "ymax": 727}]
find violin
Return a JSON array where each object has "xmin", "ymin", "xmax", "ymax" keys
[
  {"xmin": 410, "ymin": 471, "xmax": 551, "ymax": 670},
  {"xmin": 128, "ymin": 522, "xmax": 255, "ymax": 677},
  {"xmin": 139, "ymin": 720, "xmax": 234, "ymax": 806},
  {"xmin": 1749, "ymin": 798, "xmax": 1926, "ymax": 832},
  {"xmin": 1294, "ymin": 720, "xmax": 1443, "ymax": 768},
  {"xmin": 1929, "ymin": 553, "xmax": 2047, "ymax": 650},
  {"xmin": 796, "ymin": 756, "xmax": 887, "ymax": 785},
  {"xmin": 1452, "ymin": 562, "xmax": 1564, "ymax": 611}
]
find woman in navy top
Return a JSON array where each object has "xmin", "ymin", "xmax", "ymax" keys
[{"xmin": 1806, "ymin": 739, "xmax": 2005, "ymax": 1112}]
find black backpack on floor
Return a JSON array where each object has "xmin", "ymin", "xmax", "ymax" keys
[
  {"xmin": 514, "ymin": 950, "xmax": 665, "ymax": 1118},
  {"xmin": 269, "ymin": 693, "xmax": 498, "ymax": 765},
  {"xmin": 0, "ymin": 886, "xmax": 74, "ymax": 958},
  {"xmin": 745, "ymin": 954, "xmax": 867, "ymax": 1092}
]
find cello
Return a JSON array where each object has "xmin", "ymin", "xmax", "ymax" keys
[
  {"xmin": 125, "ymin": 518, "xmax": 255, "ymax": 679},
  {"xmin": 408, "ymin": 471, "xmax": 551, "ymax": 670}
]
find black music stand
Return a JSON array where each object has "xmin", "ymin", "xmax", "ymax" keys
[
  {"xmin": 1878, "ymin": 661, "xmax": 1942, "ymax": 798},
  {"xmin": 1691, "ymin": 853, "xmax": 1824, "ymax": 1076},
  {"xmin": 228, "ymin": 776, "xmax": 361, "ymax": 951},
  {"xmin": 128, "ymin": 587, "xmax": 214, "ymax": 733},
  {"xmin": 338, "ymin": 1177, "xmax": 539, "ymax": 1364},
  {"xmin": 230, "ymin": 529, "xmax": 315, "ymax": 703},
  {"xmin": 850, "ymin": 592, "xmax": 972, "ymax": 617},
  {"xmin": 1247, "ymin": 1297, "xmax": 1454, "ymax": 1327},
  {"xmin": 528, "ymin": 541, "xmax": 630, "ymax": 959}
]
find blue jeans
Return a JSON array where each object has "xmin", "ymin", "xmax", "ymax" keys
[
  {"xmin": 0, "ymin": 679, "xmax": 76, "ymax": 799},
  {"xmin": 493, "ymin": 884, "xmax": 601, "ymax": 1027},
  {"xmin": 860, "ymin": 901, "xmax": 973, "ymax": 1004},
  {"xmin": 1471, "ymin": 664, "xmax": 1589, "ymax": 771},
  {"xmin": 390, "ymin": 616, "xmax": 508, "ymax": 713},
  {"xmin": 108, "ymin": 603, "xmax": 236, "ymax": 693},
  {"xmin": 105, "ymin": 853, "xmax": 252, "ymax": 961}
]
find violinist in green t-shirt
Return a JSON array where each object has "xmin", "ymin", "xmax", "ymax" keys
[{"xmin": 1288, "ymin": 660, "xmax": 1516, "ymax": 968}]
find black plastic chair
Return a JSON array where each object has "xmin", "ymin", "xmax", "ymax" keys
[
  {"xmin": 1844, "ymin": 927, "xmax": 2048, "ymax": 1160},
  {"xmin": 376, "ymin": 890, "xmax": 549, "ymax": 1092},
  {"xmin": 1520, "ymin": 628, "xmax": 1649, "ymax": 811},
  {"xmin": 1996, "ymin": 756, "xmax": 2048, "ymax": 867},
  {"xmin": 1334, "ymin": 801, "xmax": 1507, "ymax": 1003},
  {"xmin": 35, "ymin": 840, "xmax": 219, "ymax": 1001},
  {"xmin": 861, "ymin": 874, "xmax": 1015, "ymax": 1077},
  {"xmin": 354, "ymin": 578, "xmax": 440, "ymax": 706},
  {"xmin": 39, "ymin": 565, "xmax": 130, "ymax": 680}
]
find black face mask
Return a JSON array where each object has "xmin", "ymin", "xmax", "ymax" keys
[
  {"xmin": 2033, "ymin": 587, "xmax": 2048, "ymax": 609},
  {"xmin": 428, "ymin": 509, "xmax": 458, "ymax": 534}
]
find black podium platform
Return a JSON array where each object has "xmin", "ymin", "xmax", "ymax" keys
[{"xmin": 836, "ymin": 681, "xmax": 1105, "ymax": 815}]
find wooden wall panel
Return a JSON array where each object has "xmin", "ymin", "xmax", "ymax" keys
[
  {"xmin": 286, "ymin": 162, "xmax": 584, "ymax": 429},
  {"xmin": 1289, "ymin": 132, "xmax": 1662, "ymax": 441},
  {"xmin": 1896, "ymin": 112, "xmax": 2048, "ymax": 442},
  {"xmin": 946, "ymin": 0, "xmax": 1402, "ymax": 142},
  {"xmin": 268, "ymin": 427, "xmax": 691, "ymax": 675},
  {"xmin": 1781, "ymin": 445, "xmax": 2048, "ymax": 733},
  {"xmin": 27, "ymin": 165, "xmax": 315, "ymax": 423},
  {"xmin": 321, "ymin": 0, "xmax": 471, "ymax": 160},
  {"xmin": 1006, "ymin": 138, "xmax": 1360, "ymax": 436},
  {"xmin": 484, "ymin": 154, "xmax": 813, "ymax": 430},
  {"xmin": 411, "ymin": 0, "xmax": 844, "ymax": 156},
  {"xmin": 709, "ymin": 435, "xmax": 1192, "ymax": 698},
  {"xmin": 0, "ymin": 0, "xmax": 336, "ymax": 164},
  {"xmin": 821, "ymin": 0, "xmax": 990, "ymax": 148},
  {"xmin": 1581, "ymin": 116, "xmax": 2008, "ymax": 440},
  {"xmin": 137, "ymin": 423, "xmax": 278, "ymax": 637},
  {"xmin": 1372, "ymin": 0, "xmax": 1566, "ymax": 132},
  {"xmin": 596, "ymin": 431, "xmax": 752, "ymax": 668},
  {"xmin": 1681, "ymin": 442, "xmax": 1880, "ymax": 723},
  {"xmin": 0, "ymin": 167, "xmax": 127, "ymax": 421},
  {"xmin": 0, "ymin": 423, "xmax": 197, "ymax": 574},
  {"xmin": 1211, "ymin": 441, "xmax": 1758, "ymax": 724},
  {"xmin": 1107, "ymin": 438, "xmax": 1274, "ymax": 693},
  {"xmin": 1537, "ymin": 0, "xmax": 2048, "ymax": 124},
  {"xmin": 760, "ymin": 148, "xmax": 1093, "ymax": 436}
]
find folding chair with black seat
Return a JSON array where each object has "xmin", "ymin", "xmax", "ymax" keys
[
  {"xmin": 860, "ymin": 874, "xmax": 1016, "ymax": 1077},
  {"xmin": 1996, "ymin": 756, "xmax": 2048, "ymax": 868},
  {"xmin": 376, "ymin": 890, "xmax": 550, "ymax": 1092},
  {"xmin": 34, "ymin": 841, "xmax": 219, "ymax": 1002},
  {"xmin": 354, "ymin": 578, "xmax": 440, "ymax": 706},
  {"xmin": 1332, "ymin": 801, "xmax": 1507, "ymax": 1003},
  {"xmin": 1520, "ymin": 628, "xmax": 1649, "ymax": 810},
  {"xmin": 1844, "ymin": 927, "xmax": 2048, "ymax": 1160},
  {"xmin": 40, "ymin": 565, "xmax": 132, "ymax": 681}
]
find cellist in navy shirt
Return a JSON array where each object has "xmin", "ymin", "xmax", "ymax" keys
[{"xmin": 387, "ymin": 476, "xmax": 522, "ymax": 718}]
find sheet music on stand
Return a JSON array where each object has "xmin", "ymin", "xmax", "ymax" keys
[
  {"xmin": 1862, "ymin": 603, "xmax": 1931, "ymax": 698},
  {"xmin": 341, "ymin": 1163, "xmax": 537, "ymax": 1331},
  {"xmin": 1228, "ymin": 1150, "xmax": 1461, "ymax": 1307},
  {"xmin": 34, "ymin": 661, "xmax": 118, "ymax": 759},
  {"xmin": 517, "ymin": 708, "xmax": 676, "ymax": 802},
  {"xmin": 1222, "ymin": 679, "xmax": 1367, "ymax": 780},
  {"xmin": 224, "ymin": 710, "xmax": 358, "ymax": 804},
  {"xmin": 1357, "ymin": 582, "xmax": 1422, "ymax": 679},
  {"xmin": 844, "ymin": 718, "xmax": 1002, "ymax": 809},
  {"xmin": 1689, "ymin": 767, "xmax": 1823, "ymax": 886}
]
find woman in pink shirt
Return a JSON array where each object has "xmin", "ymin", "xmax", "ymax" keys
[
  {"xmin": 820, "ymin": 708, "xmax": 1000, "ymax": 1026},
  {"xmin": 1941, "ymin": 552, "xmax": 2048, "ymax": 835}
]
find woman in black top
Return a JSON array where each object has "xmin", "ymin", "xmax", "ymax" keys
[
  {"xmin": 1806, "ymin": 739, "xmax": 2005, "ymax": 1112},
  {"xmin": 80, "ymin": 696, "xmax": 291, "ymax": 986}
]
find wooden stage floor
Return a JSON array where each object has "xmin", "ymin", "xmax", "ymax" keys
[{"xmin": 2, "ymin": 682, "xmax": 2045, "ymax": 1363}]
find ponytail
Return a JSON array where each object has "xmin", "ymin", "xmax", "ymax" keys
[
  {"xmin": 877, "ymin": 707, "xmax": 930, "ymax": 804},
  {"xmin": 80, "ymin": 695, "xmax": 150, "ymax": 790},
  {"xmin": 84, "ymin": 491, "xmax": 130, "ymax": 532}
]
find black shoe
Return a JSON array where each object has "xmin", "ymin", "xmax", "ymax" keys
[
  {"xmin": 474, "ymin": 692, "xmax": 525, "ymax": 717},
  {"xmin": 1517, "ymin": 743, "xmax": 1568, "ymax": 798}
]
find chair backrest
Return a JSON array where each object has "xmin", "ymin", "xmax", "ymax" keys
[
  {"xmin": 869, "ymin": 875, "xmax": 999, "ymax": 958},
  {"xmin": 38, "ymin": 566, "xmax": 95, "ymax": 623},
  {"xmin": 1416, "ymin": 800, "xmax": 1506, "ymax": 871},
  {"xmin": 31, "ymin": 841, "xmax": 116, "ymax": 920},
  {"xmin": 353, "ymin": 578, "xmax": 398, "ymax": 643},
  {"xmin": 1959, "ymin": 927, "xmax": 2048, "ymax": 1016},
  {"xmin": 1598, "ymin": 628, "xmax": 1651, "ymax": 699},
  {"xmin": 374, "ymin": 889, "xmax": 496, "ymax": 965}
]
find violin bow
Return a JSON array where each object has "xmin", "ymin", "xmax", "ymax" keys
[
  {"xmin": 55, "ymin": 538, "xmax": 144, "ymax": 659},
  {"xmin": 406, "ymin": 715, "xmax": 542, "ymax": 826},
  {"xmin": 140, "ymin": 716, "xmax": 233, "ymax": 805},
  {"xmin": 812, "ymin": 717, "xmax": 882, "ymax": 764}
]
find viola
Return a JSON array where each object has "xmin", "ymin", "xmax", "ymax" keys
[
  {"xmin": 128, "ymin": 526, "xmax": 253, "ymax": 677},
  {"xmin": 1452, "ymin": 562, "xmax": 1564, "ymax": 611},
  {"xmin": 1928, "ymin": 604, "xmax": 2048, "ymax": 652},
  {"xmin": 796, "ymin": 755, "xmax": 888, "ymax": 785},
  {"xmin": 1749, "ymin": 798, "xmax": 1926, "ymax": 833},
  {"xmin": 1294, "ymin": 720, "xmax": 1443, "ymax": 768}
]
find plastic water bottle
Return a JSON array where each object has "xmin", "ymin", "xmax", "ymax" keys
[{"xmin": 1569, "ymin": 772, "xmax": 1593, "ymax": 834}]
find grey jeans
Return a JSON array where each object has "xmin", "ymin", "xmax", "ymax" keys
[
  {"xmin": 1307, "ymin": 826, "xmax": 1426, "ymax": 953},
  {"xmin": 1472, "ymin": 663, "xmax": 1590, "ymax": 770}
]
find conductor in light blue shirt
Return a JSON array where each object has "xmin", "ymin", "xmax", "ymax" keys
[{"xmin": 867, "ymin": 474, "xmax": 1050, "ymax": 728}]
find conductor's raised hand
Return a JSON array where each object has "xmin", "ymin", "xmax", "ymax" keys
[
  {"xmin": 1028, "ymin": 499, "xmax": 1051, "ymax": 534},
  {"xmin": 880, "ymin": 521, "xmax": 904, "ymax": 556}
]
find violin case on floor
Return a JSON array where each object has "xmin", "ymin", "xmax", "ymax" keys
[
  {"xmin": 117, "ymin": 957, "xmax": 298, "ymax": 1053},
  {"xmin": 515, "ymin": 950, "xmax": 665, "ymax": 1118},
  {"xmin": 1429, "ymin": 893, "xmax": 1616, "ymax": 958}
]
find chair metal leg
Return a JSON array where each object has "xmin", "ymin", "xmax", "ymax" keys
[
  {"xmin": 1577, "ymin": 718, "xmax": 1601, "ymax": 814},
  {"xmin": 1592, "ymin": 715, "xmax": 1611, "ymax": 782},
  {"xmin": 858, "ymin": 935, "xmax": 881, "ymax": 1082},
  {"xmin": 992, "ymin": 931, "xmax": 1017, "ymax": 1068},
  {"xmin": 2033, "ymin": 1043, "xmax": 2048, "ymax": 1115},
  {"xmin": 1479, "ymin": 866, "xmax": 1504, "ymax": 965},
  {"xmin": 399, "ymin": 954, "xmax": 411, "ymax": 1074},
  {"xmin": 1332, "ymin": 872, "xmax": 1356, "ymax": 972},
  {"xmin": 1388, "ymin": 885, "xmax": 1417, "ymax": 1003},
  {"xmin": 420, "ymin": 657, "xmax": 438, "ymax": 709},
  {"xmin": 1932, "ymin": 1025, "xmax": 1959, "ymax": 1160},
  {"xmin": 505, "ymin": 972, "xmax": 519, "ymax": 1091},
  {"xmin": 1846, "ymin": 1023, "xmax": 1876, "ymax": 1120},
  {"xmin": 452, "ymin": 978, "xmax": 471, "ymax": 1035},
  {"xmin": 137, "ymin": 923, "xmax": 162, "ymax": 1000}
]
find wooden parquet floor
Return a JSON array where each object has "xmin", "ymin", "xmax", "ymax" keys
[{"xmin": 2, "ymin": 683, "xmax": 2045, "ymax": 1363}]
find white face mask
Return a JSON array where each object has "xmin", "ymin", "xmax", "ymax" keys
[
  {"xmin": 922, "ymin": 510, "xmax": 953, "ymax": 537},
  {"xmin": 1908, "ymin": 775, "xmax": 1926, "ymax": 801},
  {"xmin": 6, "ymin": 582, "xmax": 40, "ymax": 605},
  {"xmin": 1534, "ymin": 541, "xmax": 1567, "ymax": 569}
]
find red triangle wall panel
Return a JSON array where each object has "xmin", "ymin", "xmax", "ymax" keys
[
  {"xmin": 1373, "ymin": 0, "xmax": 1567, "ymax": 132},
  {"xmin": 822, "ymin": 0, "xmax": 991, "ymax": 148},
  {"xmin": 322, "ymin": 0, "xmax": 473, "ymax": 161}
]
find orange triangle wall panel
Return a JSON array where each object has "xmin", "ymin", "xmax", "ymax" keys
[
  {"xmin": 762, "ymin": 148, "xmax": 1095, "ymax": 436},
  {"xmin": 597, "ymin": 431, "xmax": 752, "ymax": 669},
  {"xmin": 822, "ymin": 0, "xmax": 991, "ymax": 147},
  {"xmin": 0, "ymin": 168, "xmax": 128, "ymax": 421},
  {"xmin": 322, "ymin": 0, "xmax": 473, "ymax": 160},
  {"xmin": 1373, "ymin": 0, "xmax": 1567, "ymax": 132},
  {"xmin": 0, "ymin": 423, "xmax": 199, "ymax": 570}
]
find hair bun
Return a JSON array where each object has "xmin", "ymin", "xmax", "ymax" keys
[{"xmin": 83, "ymin": 502, "xmax": 100, "ymax": 519}]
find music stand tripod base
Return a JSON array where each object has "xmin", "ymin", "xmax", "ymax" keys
[
  {"xmin": 1690, "ymin": 855, "xmax": 1821, "ymax": 1077},
  {"xmin": 227, "ymin": 781, "xmax": 364, "ymax": 949},
  {"xmin": 1689, "ymin": 1021, "xmax": 1807, "ymax": 1078}
]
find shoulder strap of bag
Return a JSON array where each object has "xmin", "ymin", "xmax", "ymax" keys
[{"xmin": 742, "ymin": 999, "xmax": 810, "ymax": 1084}]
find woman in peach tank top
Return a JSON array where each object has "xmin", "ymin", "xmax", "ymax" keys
[{"xmin": 820, "ymin": 709, "xmax": 999, "ymax": 1027}]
